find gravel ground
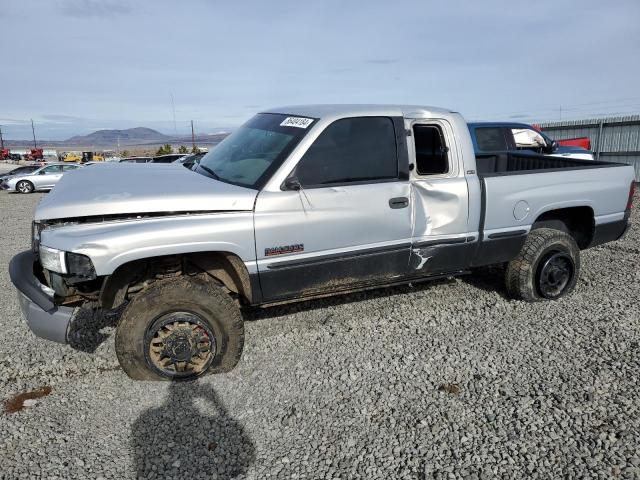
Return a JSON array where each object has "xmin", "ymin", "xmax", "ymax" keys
[{"xmin": 0, "ymin": 165, "xmax": 638, "ymax": 479}]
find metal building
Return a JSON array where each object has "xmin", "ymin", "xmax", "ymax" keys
[{"xmin": 539, "ymin": 115, "xmax": 640, "ymax": 181}]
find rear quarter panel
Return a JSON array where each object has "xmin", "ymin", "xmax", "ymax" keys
[{"xmin": 482, "ymin": 165, "xmax": 635, "ymax": 233}]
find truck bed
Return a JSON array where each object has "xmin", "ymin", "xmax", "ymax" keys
[
  {"xmin": 470, "ymin": 154, "xmax": 634, "ymax": 270},
  {"xmin": 477, "ymin": 156, "xmax": 633, "ymax": 236},
  {"xmin": 475, "ymin": 152, "xmax": 619, "ymax": 176}
]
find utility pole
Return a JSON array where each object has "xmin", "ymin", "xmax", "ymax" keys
[
  {"xmin": 170, "ymin": 93, "xmax": 177, "ymax": 137},
  {"xmin": 31, "ymin": 119, "xmax": 37, "ymax": 149},
  {"xmin": 0, "ymin": 125, "xmax": 4, "ymax": 151},
  {"xmin": 191, "ymin": 120, "xmax": 195, "ymax": 151}
]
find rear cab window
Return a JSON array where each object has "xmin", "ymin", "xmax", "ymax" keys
[
  {"xmin": 412, "ymin": 124, "xmax": 449, "ymax": 175},
  {"xmin": 294, "ymin": 116, "xmax": 398, "ymax": 187}
]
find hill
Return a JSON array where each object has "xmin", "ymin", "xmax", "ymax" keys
[{"xmin": 65, "ymin": 127, "xmax": 170, "ymax": 146}]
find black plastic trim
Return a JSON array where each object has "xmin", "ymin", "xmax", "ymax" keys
[
  {"xmin": 266, "ymin": 243, "xmax": 411, "ymax": 271},
  {"xmin": 413, "ymin": 237, "xmax": 467, "ymax": 248},
  {"xmin": 588, "ymin": 216, "xmax": 630, "ymax": 248},
  {"xmin": 258, "ymin": 237, "xmax": 480, "ymax": 303},
  {"xmin": 393, "ymin": 116, "xmax": 411, "ymax": 180},
  {"xmin": 478, "ymin": 159, "xmax": 626, "ymax": 178},
  {"xmin": 256, "ymin": 270, "xmax": 468, "ymax": 308},
  {"xmin": 249, "ymin": 272, "xmax": 263, "ymax": 304},
  {"xmin": 9, "ymin": 250, "xmax": 54, "ymax": 311},
  {"xmin": 472, "ymin": 236, "xmax": 527, "ymax": 267},
  {"xmin": 487, "ymin": 230, "xmax": 527, "ymax": 239}
]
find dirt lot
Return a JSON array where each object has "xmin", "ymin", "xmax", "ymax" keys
[{"xmin": 0, "ymin": 164, "xmax": 638, "ymax": 479}]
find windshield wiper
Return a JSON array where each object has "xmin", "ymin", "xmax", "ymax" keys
[{"xmin": 198, "ymin": 164, "xmax": 220, "ymax": 181}]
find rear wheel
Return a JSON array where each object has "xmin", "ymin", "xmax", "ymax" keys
[
  {"xmin": 16, "ymin": 180, "xmax": 34, "ymax": 194},
  {"xmin": 505, "ymin": 228, "xmax": 580, "ymax": 302},
  {"xmin": 115, "ymin": 275, "xmax": 244, "ymax": 381}
]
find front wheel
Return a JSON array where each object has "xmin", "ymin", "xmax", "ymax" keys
[
  {"xmin": 16, "ymin": 180, "xmax": 34, "ymax": 194},
  {"xmin": 505, "ymin": 228, "xmax": 580, "ymax": 302},
  {"xmin": 115, "ymin": 275, "xmax": 244, "ymax": 381}
]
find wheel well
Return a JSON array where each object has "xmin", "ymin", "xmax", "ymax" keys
[
  {"xmin": 531, "ymin": 206, "xmax": 594, "ymax": 249},
  {"xmin": 99, "ymin": 252, "xmax": 253, "ymax": 310}
]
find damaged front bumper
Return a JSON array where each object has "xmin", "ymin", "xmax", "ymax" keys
[{"xmin": 9, "ymin": 250, "xmax": 74, "ymax": 344}]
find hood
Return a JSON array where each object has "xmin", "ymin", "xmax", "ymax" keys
[{"xmin": 35, "ymin": 163, "xmax": 257, "ymax": 221}]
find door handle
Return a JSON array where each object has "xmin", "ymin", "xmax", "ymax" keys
[{"xmin": 389, "ymin": 197, "xmax": 409, "ymax": 209}]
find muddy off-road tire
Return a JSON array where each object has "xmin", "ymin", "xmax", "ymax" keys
[
  {"xmin": 115, "ymin": 275, "xmax": 244, "ymax": 381},
  {"xmin": 505, "ymin": 227, "xmax": 580, "ymax": 302}
]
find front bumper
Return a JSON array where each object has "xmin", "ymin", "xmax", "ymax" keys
[{"xmin": 9, "ymin": 250, "xmax": 73, "ymax": 344}]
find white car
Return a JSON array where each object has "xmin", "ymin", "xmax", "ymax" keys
[{"xmin": 2, "ymin": 163, "xmax": 83, "ymax": 194}]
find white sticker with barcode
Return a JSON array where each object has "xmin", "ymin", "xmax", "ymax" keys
[{"xmin": 280, "ymin": 116, "xmax": 314, "ymax": 129}]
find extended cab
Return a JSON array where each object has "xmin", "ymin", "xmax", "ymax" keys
[{"xmin": 9, "ymin": 105, "xmax": 635, "ymax": 380}]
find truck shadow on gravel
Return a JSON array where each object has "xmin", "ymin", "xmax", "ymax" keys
[
  {"xmin": 67, "ymin": 305, "xmax": 126, "ymax": 353},
  {"xmin": 460, "ymin": 266, "xmax": 510, "ymax": 299},
  {"xmin": 132, "ymin": 381, "xmax": 255, "ymax": 479},
  {"xmin": 66, "ymin": 270, "xmax": 505, "ymax": 352}
]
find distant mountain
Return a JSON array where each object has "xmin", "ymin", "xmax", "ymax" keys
[
  {"xmin": 4, "ymin": 126, "xmax": 230, "ymax": 151},
  {"xmin": 65, "ymin": 127, "xmax": 170, "ymax": 146}
]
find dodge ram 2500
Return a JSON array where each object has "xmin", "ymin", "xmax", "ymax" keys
[{"xmin": 9, "ymin": 105, "xmax": 635, "ymax": 380}]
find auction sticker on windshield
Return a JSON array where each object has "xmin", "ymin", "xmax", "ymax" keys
[{"xmin": 280, "ymin": 117, "xmax": 314, "ymax": 129}]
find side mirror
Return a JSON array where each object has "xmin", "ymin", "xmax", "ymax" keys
[
  {"xmin": 284, "ymin": 176, "xmax": 301, "ymax": 191},
  {"xmin": 39, "ymin": 171, "xmax": 46, "ymax": 175}
]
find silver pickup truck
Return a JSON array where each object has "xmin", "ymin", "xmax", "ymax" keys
[{"xmin": 9, "ymin": 105, "xmax": 635, "ymax": 381}]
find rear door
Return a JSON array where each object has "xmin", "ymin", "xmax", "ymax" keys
[
  {"xmin": 34, "ymin": 165, "xmax": 63, "ymax": 189},
  {"xmin": 409, "ymin": 120, "xmax": 473, "ymax": 275},
  {"xmin": 254, "ymin": 116, "xmax": 412, "ymax": 301}
]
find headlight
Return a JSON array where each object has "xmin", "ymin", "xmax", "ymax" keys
[
  {"xmin": 38, "ymin": 247, "xmax": 97, "ymax": 280},
  {"xmin": 39, "ymin": 245, "xmax": 67, "ymax": 274},
  {"xmin": 66, "ymin": 252, "xmax": 96, "ymax": 280}
]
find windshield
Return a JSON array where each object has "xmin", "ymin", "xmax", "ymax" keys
[{"xmin": 196, "ymin": 113, "xmax": 315, "ymax": 189}]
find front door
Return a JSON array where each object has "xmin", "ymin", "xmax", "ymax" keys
[{"xmin": 254, "ymin": 116, "xmax": 412, "ymax": 301}]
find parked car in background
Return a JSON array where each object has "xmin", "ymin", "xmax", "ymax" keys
[
  {"xmin": 1, "ymin": 163, "xmax": 83, "ymax": 193},
  {"xmin": 119, "ymin": 154, "xmax": 186, "ymax": 164},
  {"xmin": 119, "ymin": 157, "xmax": 153, "ymax": 163},
  {"xmin": 0, "ymin": 165, "xmax": 40, "ymax": 184},
  {"xmin": 173, "ymin": 152, "xmax": 205, "ymax": 169},
  {"xmin": 148, "ymin": 154, "xmax": 185, "ymax": 164},
  {"xmin": 468, "ymin": 122, "xmax": 595, "ymax": 161}
]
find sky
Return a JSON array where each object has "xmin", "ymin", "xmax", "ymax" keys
[{"xmin": 1, "ymin": 0, "xmax": 639, "ymax": 140}]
